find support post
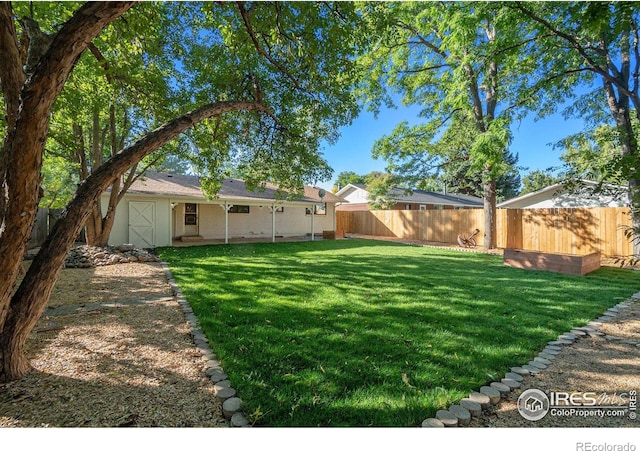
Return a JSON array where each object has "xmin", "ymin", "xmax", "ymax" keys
[
  {"xmin": 220, "ymin": 204, "xmax": 233, "ymax": 244},
  {"xmin": 270, "ymin": 205, "xmax": 277, "ymax": 242},
  {"xmin": 311, "ymin": 205, "xmax": 315, "ymax": 241}
]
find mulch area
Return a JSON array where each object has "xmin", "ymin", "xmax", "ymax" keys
[{"xmin": 0, "ymin": 262, "xmax": 227, "ymax": 428}]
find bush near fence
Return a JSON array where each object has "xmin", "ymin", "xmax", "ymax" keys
[{"xmin": 336, "ymin": 207, "xmax": 633, "ymax": 258}]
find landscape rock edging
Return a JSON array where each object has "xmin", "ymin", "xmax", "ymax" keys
[
  {"xmin": 420, "ymin": 291, "xmax": 640, "ymax": 427},
  {"xmin": 160, "ymin": 261, "xmax": 250, "ymax": 427},
  {"xmin": 53, "ymin": 245, "xmax": 161, "ymax": 268}
]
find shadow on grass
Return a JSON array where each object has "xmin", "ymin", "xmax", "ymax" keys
[{"xmin": 158, "ymin": 239, "xmax": 640, "ymax": 427}]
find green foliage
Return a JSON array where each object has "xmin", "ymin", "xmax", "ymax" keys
[
  {"xmin": 159, "ymin": 239, "xmax": 640, "ymax": 426},
  {"xmin": 511, "ymin": 2, "xmax": 640, "ymax": 237},
  {"xmin": 443, "ymin": 148, "xmax": 521, "ymax": 201},
  {"xmin": 557, "ymin": 122, "xmax": 634, "ymax": 186},
  {"xmin": 520, "ymin": 170, "xmax": 562, "ymax": 196},
  {"xmin": 39, "ymin": 153, "xmax": 79, "ymax": 208},
  {"xmin": 365, "ymin": 173, "xmax": 398, "ymax": 209},
  {"xmin": 170, "ymin": 1, "xmax": 364, "ymax": 193},
  {"xmin": 333, "ymin": 171, "xmax": 367, "ymax": 192},
  {"xmin": 359, "ymin": 2, "xmax": 530, "ymax": 208},
  {"xmin": 10, "ymin": 2, "xmax": 367, "ymax": 209}
]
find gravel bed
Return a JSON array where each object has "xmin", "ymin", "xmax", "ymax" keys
[{"xmin": 0, "ymin": 262, "xmax": 227, "ymax": 428}]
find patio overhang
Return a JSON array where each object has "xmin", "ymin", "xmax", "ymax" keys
[{"xmin": 168, "ymin": 196, "xmax": 328, "ymax": 245}]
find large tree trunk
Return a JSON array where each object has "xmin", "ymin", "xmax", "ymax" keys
[
  {"xmin": 85, "ymin": 202, "xmax": 117, "ymax": 247},
  {"xmin": 483, "ymin": 177, "xmax": 497, "ymax": 249},
  {"xmin": 0, "ymin": 2, "xmax": 136, "ymax": 337},
  {"xmin": 0, "ymin": 100, "xmax": 268, "ymax": 381},
  {"xmin": 0, "ymin": 2, "xmax": 136, "ymax": 381},
  {"xmin": 85, "ymin": 167, "xmax": 123, "ymax": 247},
  {"xmin": 84, "ymin": 204, "xmax": 104, "ymax": 246}
]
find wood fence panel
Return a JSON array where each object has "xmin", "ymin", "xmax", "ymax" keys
[
  {"xmin": 337, "ymin": 207, "xmax": 633, "ymax": 257},
  {"xmin": 28, "ymin": 208, "xmax": 49, "ymax": 249},
  {"xmin": 516, "ymin": 207, "xmax": 631, "ymax": 257}
]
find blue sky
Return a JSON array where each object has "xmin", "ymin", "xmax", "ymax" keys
[{"xmin": 317, "ymin": 104, "xmax": 588, "ymax": 192}]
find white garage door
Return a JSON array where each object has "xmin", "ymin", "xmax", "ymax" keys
[{"xmin": 129, "ymin": 201, "xmax": 155, "ymax": 248}]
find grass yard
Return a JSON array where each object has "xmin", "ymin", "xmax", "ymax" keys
[{"xmin": 158, "ymin": 239, "xmax": 640, "ymax": 427}]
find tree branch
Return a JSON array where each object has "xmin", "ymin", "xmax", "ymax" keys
[
  {"xmin": 397, "ymin": 20, "xmax": 449, "ymax": 60},
  {"xmin": 633, "ymin": 21, "xmax": 640, "ymax": 100},
  {"xmin": 9, "ymin": 100, "xmax": 272, "ymax": 362},
  {"xmin": 88, "ymin": 42, "xmax": 115, "ymax": 85},
  {"xmin": 513, "ymin": 1, "xmax": 636, "ymax": 100},
  {"xmin": 236, "ymin": 1, "xmax": 309, "ymax": 94},
  {"xmin": 0, "ymin": 3, "xmax": 26, "ymax": 129},
  {"xmin": 0, "ymin": 2, "xmax": 135, "ymax": 332},
  {"xmin": 400, "ymin": 63, "xmax": 450, "ymax": 74}
]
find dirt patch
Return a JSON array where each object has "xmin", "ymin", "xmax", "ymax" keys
[{"xmin": 0, "ymin": 262, "xmax": 227, "ymax": 427}]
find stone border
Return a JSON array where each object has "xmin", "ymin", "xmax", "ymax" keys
[
  {"xmin": 421, "ymin": 291, "xmax": 640, "ymax": 427},
  {"xmin": 160, "ymin": 262, "xmax": 250, "ymax": 428}
]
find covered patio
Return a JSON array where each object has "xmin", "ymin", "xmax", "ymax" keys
[{"xmin": 171, "ymin": 234, "xmax": 329, "ymax": 247}]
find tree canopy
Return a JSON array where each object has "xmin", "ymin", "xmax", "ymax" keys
[
  {"xmin": 0, "ymin": 1, "xmax": 366, "ymax": 381},
  {"xmin": 512, "ymin": 1, "xmax": 640, "ymax": 250},
  {"xmin": 357, "ymin": 1, "xmax": 537, "ymax": 247}
]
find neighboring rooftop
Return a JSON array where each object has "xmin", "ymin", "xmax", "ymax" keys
[
  {"xmin": 498, "ymin": 180, "xmax": 628, "ymax": 209},
  {"xmin": 125, "ymin": 171, "xmax": 344, "ymax": 203},
  {"xmin": 336, "ymin": 183, "xmax": 483, "ymax": 208}
]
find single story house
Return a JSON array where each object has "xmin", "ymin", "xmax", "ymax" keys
[
  {"xmin": 101, "ymin": 171, "xmax": 345, "ymax": 248},
  {"xmin": 334, "ymin": 183, "xmax": 483, "ymax": 211},
  {"xmin": 498, "ymin": 180, "xmax": 629, "ymax": 209}
]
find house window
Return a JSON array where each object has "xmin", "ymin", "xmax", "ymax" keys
[
  {"xmin": 405, "ymin": 204, "xmax": 412, "ymax": 210},
  {"xmin": 435, "ymin": 205, "xmax": 444, "ymax": 210},
  {"xmin": 229, "ymin": 205, "xmax": 250, "ymax": 214},
  {"xmin": 419, "ymin": 205, "xmax": 427, "ymax": 211},
  {"xmin": 185, "ymin": 203, "xmax": 197, "ymax": 225},
  {"xmin": 306, "ymin": 204, "xmax": 327, "ymax": 215}
]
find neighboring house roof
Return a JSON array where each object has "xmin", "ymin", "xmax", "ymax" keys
[
  {"xmin": 123, "ymin": 171, "xmax": 344, "ymax": 204},
  {"xmin": 498, "ymin": 180, "xmax": 629, "ymax": 209},
  {"xmin": 335, "ymin": 183, "xmax": 483, "ymax": 208}
]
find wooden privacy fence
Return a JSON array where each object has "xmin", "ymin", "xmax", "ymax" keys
[
  {"xmin": 336, "ymin": 207, "xmax": 634, "ymax": 258},
  {"xmin": 28, "ymin": 208, "xmax": 64, "ymax": 249}
]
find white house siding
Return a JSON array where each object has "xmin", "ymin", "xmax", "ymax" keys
[
  {"xmin": 193, "ymin": 203, "xmax": 336, "ymax": 240},
  {"xmin": 102, "ymin": 193, "xmax": 337, "ymax": 247},
  {"xmin": 501, "ymin": 188, "xmax": 627, "ymax": 209},
  {"xmin": 341, "ymin": 186, "xmax": 369, "ymax": 203},
  {"xmin": 101, "ymin": 194, "xmax": 172, "ymax": 247}
]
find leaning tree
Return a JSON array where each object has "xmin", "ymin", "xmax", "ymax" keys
[{"xmin": 0, "ymin": 1, "xmax": 364, "ymax": 381}]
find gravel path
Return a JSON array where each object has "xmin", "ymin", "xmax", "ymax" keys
[{"xmin": 0, "ymin": 262, "xmax": 227, "ymax": 427}]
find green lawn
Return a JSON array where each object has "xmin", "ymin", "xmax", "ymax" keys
[{"xmin": 158, "ymin": 239, "xmax": 640, "ymax": 427}]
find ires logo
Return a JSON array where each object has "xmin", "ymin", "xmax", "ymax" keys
[
  {"xmin": 549, "ymin": 392, "xmax": 598, "ymax": 406},
  {"xmin": 518, "ymin": 389, "xmax": 636, "ymax": 421}
]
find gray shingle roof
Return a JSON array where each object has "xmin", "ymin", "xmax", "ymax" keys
[
  {"xmin": 387, "ymin": 187, "xmax": 483, "ymax": 207},
  {"xmin": 126, "ymin": 172, "xmax": 344, "ymax": 203}
]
